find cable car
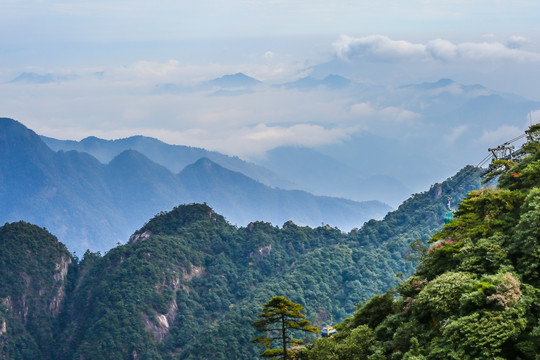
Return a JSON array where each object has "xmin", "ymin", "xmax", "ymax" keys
[
  {"xmin": 444, "ymin": 211, "xmax": 454, "ymax": 224},
  {"xmin": 321, "ymin": 326, "xmax": 336, "ymax": 338}
]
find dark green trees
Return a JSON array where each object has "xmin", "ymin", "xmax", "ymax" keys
[
  {"xmin": 298, "ymin": 125, "xmax": 540, "ymax": 359},
  {"xmin": 0, "ymin": 165, "xmax": 484, "ymax": 359},
  {"xmin": 252, "ymin": 296, "xmax": 319, "ymax": 359},
  {"xmin": 0, "ymin": 221, "xmax": 74, "ymax": 360}
]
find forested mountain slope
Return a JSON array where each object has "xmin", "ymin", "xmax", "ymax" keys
[
  {"xmin": 298, "ymin": 125, "xmax": 540, "ymax": 359},
  {"xmin": 0, "ymin": 222, "xmax": 72, "ymax": 359},
  {"xmin": 0, "ymin": 163, "xmax": 483, "ymax": 359},
  {"xmin": 178, "ymin": 157, "xmax": 388, "ymax": 230},
  {"xmin": 1, "ymin": 117, "xmax": 390, "ymax": 254},
  {"xmin": 41, "ymin": 133, "xmax": 295, "ymax": 190}
]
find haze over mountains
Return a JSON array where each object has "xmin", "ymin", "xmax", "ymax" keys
[
  {"xmin": 34, "ymin": 73, "xmax": 540, "ymax": 206},
  {"xmin": 3, "ymin": 73, "xmax": 540, "ymax": 254},
  {"xmin": 41, "ymin": 134, "xmax": 297, "ymax": 190},
  {"xmin": 41, "ymin": 129, "xmax": 409, "ymax": 206},
  {"xmin": 1, "ymin": 118, "xmax": 390, "ymax": 254},
  {"xmin": 2, "ymin": 2, "xmax": 539, "ymax": 358}
]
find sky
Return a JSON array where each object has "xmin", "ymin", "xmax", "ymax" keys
[{"xmin": 1, "ymin": 0, "xmax": 540, "ymax": 160}]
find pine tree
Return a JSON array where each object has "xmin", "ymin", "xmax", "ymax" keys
[{"xmin": 252, "ymin": 296, "xmax": 320, "ymax": 359}]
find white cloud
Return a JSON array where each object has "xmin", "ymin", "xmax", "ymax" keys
[
  {"xmin": 456, "ymin": 41, "xmax": 538, "ymax": 62},
  {"xmin": 240, "ymin": 123, "xmax": 355, "ymax": 152},
  {"xmin": 349, "ymin": 102, "xmax": 375, "ymax": 117},
  {"xmin": 426, "ymin": 39, "xmax": 458, "ymax": 61},
  {"xmin": 335, "ymin": 35, "xmax": 540, "ymax": 63},
  {"xmin": 506, "ymin": 36, "xmax": 527, "ymax": 49},
  {"xmin": 379, "ymin": 107, "xmax": 420, "ymax": 123},
  {"xmin": 146, "ymin": 123, "xmax": 359, "ymax": 159},
  {"xmin": 444, "ymin": 125, "xmax": 468, "ymax": 144},
  {"xmin": 428, "ymin": 82, "xmax": 463, "ymax": 96},
  {"xmin": 0, "ymin": 61, "xmax": 366, "ymax": 159},
  {"xmin": 349, "ymin": 101, "xmax": 419, "ymax": 124},
  {"xmin": 105, "ymin": 57, "xmax": 308, "ymax": 85},
  {"xmin": 127, "ymin": 59, "xmax": 181, "ymax": 79},
  {"xmin": 334, "ymin": 35, "xmax": 427, "ymax": 61}
]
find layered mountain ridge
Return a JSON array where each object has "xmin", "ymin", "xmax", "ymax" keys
[
  {"xmin": 0, "ymin": 159, "xmax": 484, "ymax": 358},
  {"xmin": 1, "ymin": 117, "xmax": 391, "ymax": 254}
]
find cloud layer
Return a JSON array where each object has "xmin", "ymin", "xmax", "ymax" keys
[
  {"xmin": 335, "ymin": 35, "xmax": 540, "ymax": 63},
  {"xmin": 2, "ymin": 33, "xmax": 540, "ymax": 161}
]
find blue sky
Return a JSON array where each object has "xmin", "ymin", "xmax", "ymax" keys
[{"xmin": 1, "ymin": 0, "xmax": 540, "ymax": 159}]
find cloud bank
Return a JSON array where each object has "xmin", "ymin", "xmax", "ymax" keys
[
  {"xmin": 2, "ymin": 33, "xmax": 540, "ymax": 161},
  {"xmin": 334, "ymin": 35, "xmax": 540, "ymax": 63}
]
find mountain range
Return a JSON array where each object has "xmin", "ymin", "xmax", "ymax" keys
[
  {"xmin": 1, "ymin": 132, "xmax": 537, "ymax": 359},
  {"xmin": 1, "ymin": 117, "xmax": 391, "ymax": 254},
  {"xmin": 10, "ymin": 70, "xmax": 539, "ymax": 206},
  {"xmin": 148, "ymin": 73, "xmax": 540, "ymax": 205},
  {"xmin": 42, "ymin": 132, "xmax": 411, "ymax": 206},
  {"xmin": 0, "ymin": 159, "xmax": 485, "ymax": 359},
  {"xmin": 41, "ymin": 133, "xmax": 296, "ymax": 190}
]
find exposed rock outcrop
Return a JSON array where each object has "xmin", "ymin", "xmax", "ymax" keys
[
  {"xmin": 50, "ymin": 255, "xmax": 71, "ymax": 316},
  {"xmin": 129, "ymin": 230, "xmax": 153, "ymax": 244}
]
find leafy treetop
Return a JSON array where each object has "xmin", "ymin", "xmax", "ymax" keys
[{"xmin": 252, "ymin": 296, "xmax": 320, "ymax": 360}]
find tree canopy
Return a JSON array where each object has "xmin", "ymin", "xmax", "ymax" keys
[
  {"xmin": 252, "ymin": 296, "xmax": 319, "ymax": 359},
  {"xmin": 0, "ymin": 161, "xmax": 484, "ymax": 358},
  {"xmin": 298, "ymin": 125, "xmax": 540, "ymax": 359}
]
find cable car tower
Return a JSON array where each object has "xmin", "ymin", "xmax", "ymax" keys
[
  {"xmin": 488, "ymin": 144, "xmax": 515, "ymax": 162},
  {"xmin": 444, "ymin": 197, "xmax": 454, "ymax": 224}
]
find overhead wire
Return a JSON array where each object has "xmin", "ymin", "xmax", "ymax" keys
[
  {"xmin": 502, "ymin": 133, "xmax": 527, "ymax": 145},
  {"xmin": 326, "ymin": 129, "xmax": 533, "ymax": 307},
  {"xmin": 380, "ymin": 128, "xmax": 532, "ymax": 249}
]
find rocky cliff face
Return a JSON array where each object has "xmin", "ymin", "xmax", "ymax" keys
[
  {"xmin": 50, "ymin": 255, "xmax": 72, "ymax": 317},
  {"xmin": 0, "ymin": 221, "xmax": 74, "ymax": 359}
]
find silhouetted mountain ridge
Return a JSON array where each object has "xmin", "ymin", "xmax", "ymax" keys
[{"xmin": 3, "ymin": 118, "xmax": 390, "ymax": 253}]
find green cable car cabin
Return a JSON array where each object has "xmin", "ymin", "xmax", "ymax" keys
[{"xmin": 444, "ymin": 211, "xmax": 454, "ymax": 224}]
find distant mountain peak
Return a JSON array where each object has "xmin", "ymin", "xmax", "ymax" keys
[
  {"xmin": 0, "ymin": 116, "xmax": 25, "ymax": 129},
  {"xmin": 80, "ymin": 136, "xmax": 106, "ymax": 144},
  {"xmin": 9, "ymin": 72, "xmax": 76, "ymax": 84},
  {"xmin": 194, "ymin": 157, "xmax": 215, "ymax": 167},
  {"xmin": 112, "ymin": 148, "xmax": 146, "ymax": 159},
  {"xmin": 108, "ymin": 149, "xmax": 167, "ymax": 170},
  {"xmin": 209, "ymin": 72, "xmax": 261, "ymax": 88},
  {"xmin": 434, "ymin": 78, "xmax": 455, "ymax": 86},
  {"xmin": 321, "ymin": 74, "xmax": 351, "ymax": 88},
  {"xmin": 136, "ymin": 203, "xmax": 227, "ymax": 236},
  {"xmin": 182, "ymin": 156, "xmax": 247, "ymax": 180},
  {"xmin": 0, "ymin": 117, "xmax": 53, "ymax": 155}
]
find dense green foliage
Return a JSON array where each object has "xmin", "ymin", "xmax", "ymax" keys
[
  {"xmin": 298, "ymin": 132, "xmax": 540, "ymax": 359},
  {"xmin": 252, "ymin": 296, "xmax": 319, "ymax": 359},
  {"xmin": 0, "ymin": 222, "xmax": 73, "ymax": 359},
  {"xmin": 0, "ymin": 162, "xmax": 481, "ymax": 359}
]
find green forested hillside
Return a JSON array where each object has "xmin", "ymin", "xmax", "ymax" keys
[
  {"xmin": 298, "ymin": 126, "xmax": 540, "ymax": 359},
  {"xmin": 0, "ymin": 222, "xmax": 73, "ymax": 360},
  {"xmin": 178, "ymin": 157, "xmax": 390, "ymax": 230},
  {"xmin": 0, "ymin": 162, "xmax": 482, "ymax": 359}
]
